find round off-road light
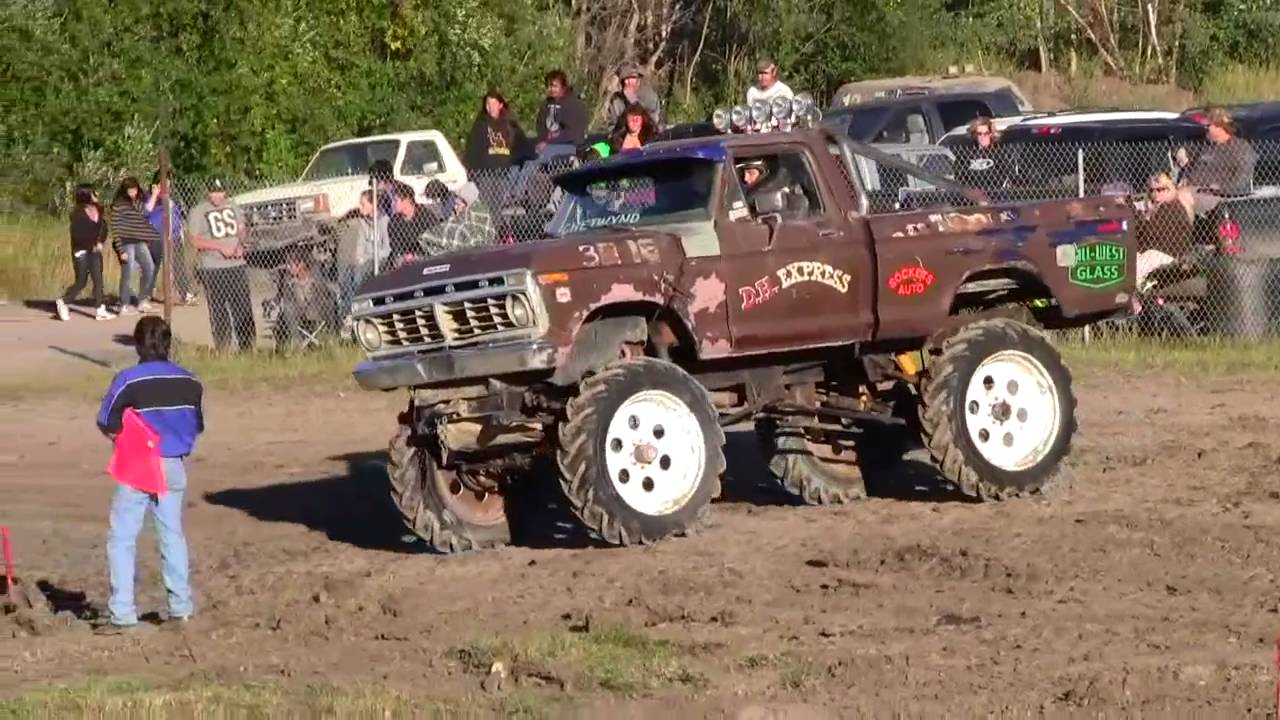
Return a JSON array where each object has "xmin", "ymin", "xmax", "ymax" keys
[
  {"xmin": 792, "ymin": 92, "xmax": 815, "ymax": 116},
  {"xmin": 750, "ymin": 100, "xmax": 771, "ymax": 125},
  {"xmin": 712, "ymin": 107, "xmax": 731, "ymax": 132},
  {"xmin": 356, "ymin": 318, "xmax": 383, "ymax": 351},
  {"xmin": 506, "ymin": 294, "xmax": 533, "ymax": 328},
  {"xmin": 730, "ymin": 105, "xmax": 748, "ymax": 129},
  {"xmin": 771, "ymin": 96, "xmax": 792, "ymax": 120}
]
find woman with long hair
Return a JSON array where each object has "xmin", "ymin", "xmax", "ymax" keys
[
  {"xmin": 465, "ymin": 90, "xmax": 528, "ymax": 210},
  {"xmin": 608, "ymin": 103, "xmax": 656, "ymax": 153},
  {"xmin": 55, "ymin": 184, "xmax": 116, "ymax": 321},
  {"xmin": 110, "ymin": 177, "xmax": 161, "ymax": 315}
]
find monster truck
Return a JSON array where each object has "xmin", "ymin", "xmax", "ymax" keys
[{"xmin": 347, "ymin": 126, "xmax": 1138, "ymax": 553}]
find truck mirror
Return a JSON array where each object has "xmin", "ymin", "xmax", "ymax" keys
[{"xmin": 753, "ymin": 190, "xmax": 785, "ymax": 215}]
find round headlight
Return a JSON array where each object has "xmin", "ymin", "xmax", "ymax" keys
[
  {"xmin": 356, "ymin": 318, "xmax": 383, "ymax": 351},
  {"xmin": 712, "ymin": 107, "xmax": 731, "ymax": 132},
  {"xmin": 506, "ymin": 294, "xmax": 533, "ymax": 328},
  {"xmin": 730, "ymin": 105, "xmax": 748, "ymax": 129},
  {"xmin": 750, "ymin": 100, "xmax": 771, "ymax": 125},
  {"xmin": 771, "ymin": 96, "xmax": 792, "ymax": 120},
  {"xmin": 792, "ymin": 92, "xmax": 814, "ymax": 116}
]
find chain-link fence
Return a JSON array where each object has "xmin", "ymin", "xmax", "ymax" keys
[{"xmin": 149, "ymin": 134, "xmax": 1280, "ymax": 352}]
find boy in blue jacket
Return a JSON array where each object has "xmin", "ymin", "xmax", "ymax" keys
[{"xmin": 95, "ymin": 317, "xmax": 204, "ymax": 633}]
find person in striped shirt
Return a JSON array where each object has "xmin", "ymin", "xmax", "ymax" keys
[
  {"xmin": 109, "ymin": 178, "xmax": 161, "ymax": 315},
  {"xmin": 94, "ymin": 317, "xmax": 204, "ymax": 634}
]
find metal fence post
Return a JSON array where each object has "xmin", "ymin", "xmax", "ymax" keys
[{"xmin": 160, "ymin": 146, "xmax": 174, "ymax": 324}]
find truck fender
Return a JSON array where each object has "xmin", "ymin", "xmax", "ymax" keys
[{"xmin": 550, "ymin": 316, "xmax": 649, "ymax": 386}]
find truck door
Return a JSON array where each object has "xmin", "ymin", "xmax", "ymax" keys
[{"xmin": 717, "ymin": 147, "xmax": 874, "ymax": 353}]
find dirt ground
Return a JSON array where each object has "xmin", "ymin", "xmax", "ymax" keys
[{"xmin": 2, "ymin": 365, "xmax": 1279, "ymax": 716}]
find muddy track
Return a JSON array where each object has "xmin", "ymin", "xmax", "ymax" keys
[{"xmin": 1, "ymin": 371, "xmax": 1277, "ymax": 715}]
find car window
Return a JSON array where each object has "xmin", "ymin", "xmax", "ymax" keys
[
  {"xmin": 731, "ymin": 151, "xmax": 824, "ymax": 222},
  {"xmin": 836, "ymin": 106, "xmax": 891, "ymax": 141},
  {"xmin": 400, "ymin": 141, "xmax": 444, "ymax": 176},
  {"xmin": 301, "ymin": 140, "xmax": 399, "ymax": 181},
  {"xmin": 937, "ymin": 100, "xmax": 994, "ymax": 134},
  {"xmin": 876, "ymin": 106, "xmax": 928, "ymax": 144}
]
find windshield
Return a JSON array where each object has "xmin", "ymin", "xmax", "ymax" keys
[
  {"xmin": 301, "ymin": 140, "xmax": 400, "ymax": 181},
  {"xmin": 548, "ymin": 158, "xmax": 718, "ymax": 236}
]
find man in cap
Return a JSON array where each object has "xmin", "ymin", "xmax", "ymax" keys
[
  {"xmin": 746, "ymin": 56, "xmax": 794, "ymax": 106},
  {"xmin": 1177, "ymin": 107, "xmax": 1257, "ymax": 214},
  {"xmin": 606, "ymin": 62, "xmax": 662, "ymax": 129},
  {"xmin": 189, "ymin": 179, "xmax": 256, "ymax": 351}
]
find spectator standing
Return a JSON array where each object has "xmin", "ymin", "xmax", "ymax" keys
[
  {"xmin": 609, "ymin": 103, "xmax": 657, "ymax": 153},
  {"xmin": 143, "ymin": 173, "xmax": 197, "ymax": 306},
  {"xmin": 110, "ymin": 177, "xmax": 161, "ymax": 315},
  {"xmin": 746, "ymin": 57, "xmax": 794, "ymax": 106},
  {"xmin": 335, "ymin": 189, "xmax": 389, "ymax": 320},
  {"xmin": 465, "ymin": 90, "xmax": 528, "ymax": 210},
  {"xmin": 535, "ymin": 70, "xmax": 589, "ymax": 153},
  {"xmin": 189, "ymin": 180, "xmax": 256, "ymax": 352},
  {"xmin": 953, "ymin": 117, "xmax": 1010, "ymax": 190},
  {"xmin": 606, "ymin": 63, "xmax": 662, "ymax": 129},
  {"xmin": 55, "ymin": 184, "xmax": 115, "ymax": 322},
  {"xmin": 94, "ymin": 316, "xmax": 204, "ymax": 634}
]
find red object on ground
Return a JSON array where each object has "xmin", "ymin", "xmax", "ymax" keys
[
  {"xmin": 107, "ymin": 408, "xmax": 167, "ymax": 496},
  {"xmin": 1, "ymin": 526, "xmax": 14, "ymax": 594}
]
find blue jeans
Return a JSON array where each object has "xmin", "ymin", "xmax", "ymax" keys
[
  {"xmin": 106, "ymin": 457, "xmax": 192, "ymax": 626},
  {"xmin": 119, "ymin": 242, "xmax": 156, "ymax": 307}
]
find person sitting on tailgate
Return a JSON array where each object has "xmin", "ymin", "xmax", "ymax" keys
[{"xmin": 1176, "ymin": 107, "xmax": 1257, "ymax": 215}]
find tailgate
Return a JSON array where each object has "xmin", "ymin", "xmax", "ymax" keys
[{"xmin": 866, "ymin": 196, "xmax": 1136, "ymax": 336}]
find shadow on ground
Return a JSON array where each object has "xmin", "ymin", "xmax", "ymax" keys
[{"xmin": 204, "ymin": 427, "xmax": 971, "ymax": 554}]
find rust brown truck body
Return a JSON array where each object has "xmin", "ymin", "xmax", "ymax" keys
[
  {"xmin": 348, "ymin": 127, "xmax": 1135, "ymax": 553},
  {"xmin": 351, "ymin": 129, "xmax": 1134, "ymax": 392}
]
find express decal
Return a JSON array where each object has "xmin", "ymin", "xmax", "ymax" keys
[
  {"xmin": 739, "ymin": 261, "xmax": 851, "ymax": 310},
  {"xmin": 887, "ymin": 264, "xmax": 935, "ymax": 297}
]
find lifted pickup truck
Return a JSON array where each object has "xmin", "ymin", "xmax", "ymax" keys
[{"xmin": 348, "ymin": 127, "xmax": 1137, "ymax": 553}]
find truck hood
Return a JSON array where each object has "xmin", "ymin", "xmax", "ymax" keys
[
  {"xmin": 358, "ymin": 229, "xmax": 687, "ymax": 297},
  {"xmin": 232, "ymin": 175, "xmax": 363, "ymax": 205}
]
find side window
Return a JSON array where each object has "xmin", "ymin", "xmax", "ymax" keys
[
  {"xmin": 937, "ymin": 100, "xmax": 994, "ymax": 135},
  {"xmin": 400, "ymin": 141, "xmax": 443, "ymax": 176},
  {"xmin": 876, "ymin": 106, "xmax": 928, "ymax": 144},
  {"xmin": 730, "ymin": 151, "xmax": 824, "ymax": 221}
]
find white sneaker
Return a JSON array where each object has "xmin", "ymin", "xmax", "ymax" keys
[
  {"xmin": 55, "ymin": 299, "xmax": 70, "ymax": 321},
  {"xmin": 138, "ymin": 301, "xmax": 155, "ymax": 313},
  {"xmin": 95, "ymin": 305, "xmax": 116, "ymax": 321},
  {"xmin": 119, "ymin": 306, "xmax": 138, "ymax": 316}
]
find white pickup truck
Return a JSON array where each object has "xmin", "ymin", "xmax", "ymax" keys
[{"xmin": 232, "ymin": 130, "xmax": 467, "ymax": 253}]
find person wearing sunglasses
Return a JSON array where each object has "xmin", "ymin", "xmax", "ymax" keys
[
  {"xmin": 954, "ymin": 116, "xmax": 1010, "ymax": 190},
  {"xmin": 1135, "ymin": 172, "xmax": 1193, "ymax": 291}
]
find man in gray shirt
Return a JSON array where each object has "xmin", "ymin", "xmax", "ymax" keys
[
  {"xmin": 1178, "ymin": 107, "xmax": 1257, "ymax": 214},
  {"xmin": 189, "ymin": 180, "xmax": 256, "ymax": 351}
]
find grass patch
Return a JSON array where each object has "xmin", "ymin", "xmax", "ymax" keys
[
  {"xmin": 451, "ymin": 624, "xmax": 707, "ymax": 695},
  {"xmin": 735, "ymin": 651, "xmax": 824, "ymax": 692},
  {"xmin": 0, "ymin": 213, "xmax": 123, "ymax": 303},
  {"xmin": 0, "ymin": 676, "xmax": 557, "ymax": 719},
  {"xmin": 1061, "ymin": 336, "xmax": 1280, "ymax": 375},
  {"xmin": 172, "ymin": 341, "xmax": 364, "ymax": 392},
  {"xmin": 1198, "ymin": 63, "xmax": 1280, "ymax": 106}
]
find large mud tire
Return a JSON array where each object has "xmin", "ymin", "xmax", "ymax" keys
[
  {"xmin": 388, "ymin": 416, "xmax": 511, "ymax": 553},
  {"xmin": 919, "ymin": 318, "xmax": 1077, "ymax": 500},
  {"xmin": 755, "ymin": 420, "xmax": 866, "ymax": 505},
  {"xmin": 557, "ymin": 358, "xmax": 725, "ymax": 546}
]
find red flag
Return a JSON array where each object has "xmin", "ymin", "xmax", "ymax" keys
[{"xmin": 107, "ymin": 408, "xmax": 167, "ymax": 496}]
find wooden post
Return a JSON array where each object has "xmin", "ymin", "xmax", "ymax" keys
[{"xmin": 160, "ymin": 147, "xmax": 174, "ymax": 324}]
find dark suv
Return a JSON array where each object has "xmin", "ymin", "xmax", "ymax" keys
[{"xmin": 821, "ymin": 90, "xmax": 1024, "ymax": 145}]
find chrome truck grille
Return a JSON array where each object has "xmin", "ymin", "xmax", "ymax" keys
[
  {"xmin": 243, "ymin": 198, "xmax": 300, "ymax": 226},
  {"xmin": 353, "ymin": 272, "xmax": 543, "ymax": 356}
]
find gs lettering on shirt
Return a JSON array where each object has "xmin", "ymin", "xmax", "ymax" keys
[{"xmin": 205, "ymin": 208, "xmax": 239, "ymax": 239}]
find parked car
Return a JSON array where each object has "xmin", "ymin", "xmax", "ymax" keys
[
  {"xmin": 829, "ymin": 73, "xmax": 1033, "ymax": 112},
  {"xmin": 232, "ymin": 130, "xmax": 468, "ymax": 257},
  {"xmin": 821, "ymin": 90, "xmax": 1025, "ymax": 145}
]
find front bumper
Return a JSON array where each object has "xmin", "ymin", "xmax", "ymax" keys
[{"xmin": 352, "ymin": 340, "xmax": 558, "ymax": 391}]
